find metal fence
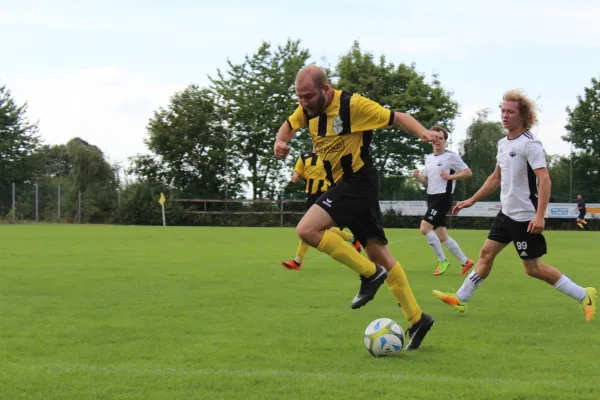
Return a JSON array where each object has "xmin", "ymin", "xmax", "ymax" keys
[
  {"xmin": 3, "ymin": 182, "xmax": 598, "ymax": 231},
  {"xmin": 172, "ymin": 198, "xmax": 307, "ymax": 227},
  {"xmin": 172, "ymin": 198, "xmax": 599, "ymax": 230},
  {"xmin": 3, "ymin": 182, "xmax": 119, "ymax": 223}
]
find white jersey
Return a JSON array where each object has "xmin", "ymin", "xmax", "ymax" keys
[
  {"xmin": 423, "ymin": 151, "xmax": 469, "ymax": 195},
  {"xmin": 496, "ymin": 130, "xmax": 547, "ymax": 222}
]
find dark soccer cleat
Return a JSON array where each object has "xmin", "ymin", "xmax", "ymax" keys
[
  {"xmin": 405, "ymin": 312, "xmax": 435, "ymax": 351},
  {"xmin": 351, "ymin": 264, "xmax": 388, "ymax": 309}
]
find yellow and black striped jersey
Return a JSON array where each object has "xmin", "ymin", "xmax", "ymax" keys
[
  {"xmin": 294, "ymin": 152, "xmax": 328, "ymax": 194},
  {"xmin": 287, "ymin": 90, "xmax": 394, "ymax": 185}
]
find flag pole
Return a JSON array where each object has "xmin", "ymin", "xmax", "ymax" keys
[{"xmin": 159, "ymin": 192, "xmax": 166, "ymax": 227}]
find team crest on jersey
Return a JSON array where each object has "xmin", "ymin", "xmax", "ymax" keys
[
  {"xmin": 332, "ymin": 115, "xmax": 344, "ymax": 134},
  {"xmin": 510, "ymin": 151, "xmax": 516, "ymax": 157}
]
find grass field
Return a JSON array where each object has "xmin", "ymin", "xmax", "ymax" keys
[{"xmin": 0, "ymin": 225, "xmax": 598, "ymax": 399}]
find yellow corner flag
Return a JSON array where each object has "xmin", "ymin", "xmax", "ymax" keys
[{"xmin": 159, "ymin": 192, "xmax": 167, "ymax": 226}]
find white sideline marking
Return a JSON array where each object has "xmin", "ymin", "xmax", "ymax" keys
[{"xmin": 0, "ymin": 362, "xmax": 570, "ymax": 387}]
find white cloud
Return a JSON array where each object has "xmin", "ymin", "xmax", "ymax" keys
[
  {"xmin": 4, "ymin": 67, "xmax": 184, "ymax": 165},
  {"xmin": 462, "ymin": 1, "xmax": 600, "ymax": 48},
  {"xmin": 2, "ymin": 0, "xmax": 595, "ymax": 172},
  {"xmin": 0, "ymin": 12, "xmax": 112, "ymax": 31},
  {"xmin": 532, "ymin": 115, "xmax": 572, "ymax": 157},
  {"xmin": 371, "ymin": 0, "xmax": 600, "ymax": 53},
  {"xmin": 360, "ymin": 35, "xmax": 486, "ymax": 60}
]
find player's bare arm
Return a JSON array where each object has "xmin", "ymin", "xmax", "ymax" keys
[
  {"xmin": 392, "ymin": 113, "xmax": 436, "ymax": 143},
  {"xmin": 453, "ymin": 166, "xmax": 501, "ymax": 215},
  {"xmin": 528, "ymin": 167, "xmax": 551, "ymax": 234},
  {"xmin": 274, "ymin": 121, "xmax": 296, "ymax": 158},
  {"xmin": 412, "ymin": 169, "xmax": 428, "ymax": 185},
  {"xmin": 291, "ymin": 172, "xmax": 302, "ymax": 183},
  {"xmin": 441, "ymin": 168, "xmax": 472, "ymax": 181}
]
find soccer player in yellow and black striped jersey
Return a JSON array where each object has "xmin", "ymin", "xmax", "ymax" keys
[
  {"xmin": 281, "ymin": 150, "xmax": 362, "ymax": 270},
  {"xmin": 274, "ymin": 65, "xmax": 437, "ymax": 350}
]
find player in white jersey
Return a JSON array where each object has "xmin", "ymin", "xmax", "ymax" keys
[
  {"xmin": 433, "ymin": 90, "xmax": 596, "ymax": 322},
  {"xmin": 413, "ymin": 126, "xmax": 474, "ymax": 276}
]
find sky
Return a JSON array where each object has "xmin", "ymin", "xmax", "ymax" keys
[{"xmin": 1, "ymin": 0, "xmax": 599, "ymax": 170}]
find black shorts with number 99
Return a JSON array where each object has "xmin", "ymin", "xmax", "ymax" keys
[
  {"xmin": 488, "ymin": 211, "xmax": 547, "ymax": 259},
  {"xmin": 423, "ymin": 193, "xmax": 452, "ymax": 229}
]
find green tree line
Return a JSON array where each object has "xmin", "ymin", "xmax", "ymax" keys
[{"xmin": 2, "ymin": 40, "xmax": 599, "ymax": 226}]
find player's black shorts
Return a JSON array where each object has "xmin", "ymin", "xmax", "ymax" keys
[
  {"xmin": 488, "ymin": 211, "xmax": 547, "ymax": 259},
  {"xmin": 306, "ymin": 193, "xmax": 324, "ymax": 209},
  {"xmin": 315, "ymin": 167, "xmax": 386, "ymax": 247},
  {"xmin": 578, "ymin": 211, "xmax": 586, "ymax": 220},
  {"xmin": 423, "ymin": 193, "xmax": 452, "ymax": 228}
]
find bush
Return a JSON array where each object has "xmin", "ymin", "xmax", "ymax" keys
[{"xmin": 116, "ymin": 181, "xmax": 185, "ymax": 226}]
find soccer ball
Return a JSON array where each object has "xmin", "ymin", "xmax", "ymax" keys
[{"xmin": 363, "ymin": 318, "xmax": 405, "ymax": 357}]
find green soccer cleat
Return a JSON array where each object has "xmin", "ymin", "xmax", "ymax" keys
[{"xmin": 434, "ymin": 260, "xmax": 450, "ymax": 276}]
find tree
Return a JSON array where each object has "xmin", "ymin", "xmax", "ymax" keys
[
  {"xmin": 131, "ymin": 85, "xmax": 243, "ymax": 199},
  {"xmin": 22, "ymin": 144, "xmax": 74, "ymax": 221},
  {"xmin": 459, "ymin": 109, "xmax": 505, "ymax": 200},
  {"xmin": 334, "ymin": 41, "xmax": 460, "ymax": 179},
  {"xmin": 117, "ymin": 180, "xmax": 185, "ymax": 225},
  {"xmin": 563, "ymin": 77, "xmax": 600, "ymax": 202},
  {"xmin": 66, "ymin": 137, "xmax": 113, "ymax": 193},
  {"xmin": 570, "ymin": 154, "xmax": 600, "ymax": 202},
  {"xmin": 64, "ymin": 137, "xmax": 119, "ymax": 222},
  {"xmin": 32, "ymin": 144, "xmax": 72, "ymax": 178},
  {"xmin": 211, "ymin": 39, "xmax": 310, "ymax": 199},
  {"xmin": 548, "ymin": 153, "xmax": 600, "ymax": 203},
  {"xmin": 565, "ymin": 77, "xmax": 600, "ymax": 155},
  {"xmin": 547, "ymin": 155, "xmax": 572, "ymax": 202},
  {"xmin": 380, "ymin": 175, "xmax": 424, "ymax": 201},
  {"xmin": 0, "ymin": 84, "xmax": 40, "ymax": 213},
  {"xmin": 129, "ymin": 154, "xmax": 165, "ymax": 185}
]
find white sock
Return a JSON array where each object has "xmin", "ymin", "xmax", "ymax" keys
[
  {"xmin": 554, "ymin": 275, "xmax": 587, "ymax": 301},
  {"xmin": 456, "ymin": 270, "xmax": 484, "ymax": 302},
  {"xmin": 425, "ymin": 231, "xmax": 446, "ymax": 261},
  {"xmin": 443, "ymin": 236, "xmax": 468, "ymax": 265}
]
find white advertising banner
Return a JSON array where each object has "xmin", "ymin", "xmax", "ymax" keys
[{"xmin": 379, "ymin": 201, "xmax": 600, "ymax": 219}]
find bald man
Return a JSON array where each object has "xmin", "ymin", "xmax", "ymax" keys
[{"xmin": 274, "ymin": 65, "xmax": 438, "ymax": 351}]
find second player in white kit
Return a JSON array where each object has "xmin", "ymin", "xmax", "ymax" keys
[{"xmin": 413, "ymin": 125, "xmax": 474, "ymax": 276}]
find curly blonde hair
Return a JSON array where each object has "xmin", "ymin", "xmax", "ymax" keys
[{"xmin": 502, "ymin": 89, "xmax": 538, "ymax": 129}]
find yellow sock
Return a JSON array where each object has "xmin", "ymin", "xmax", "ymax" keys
[
  {"xmin": 582, "ymin": 220, "xmax": 588, "ymax": 225},
  {"xmin": 317, "ymin": 229, "xmax": 376, "ymax": 276},
  {"xmin": 386, "ymin": 262, "xmax": 422, "ymax": 327},
  {"xmin": 330, "ymin": 227, "xmax": 354, "ymax": 242},
  {"xmin": 578, "ymin": 223, "xmax": 584, "ymax": 229},
  {"xmin": 295, "ymin": 241, "xmax": 309, "ymax": 263}
]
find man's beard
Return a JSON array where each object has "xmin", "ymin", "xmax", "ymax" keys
[{"xmin": 306, "ymin": 92, "xmax": 326, "ymax": 116}]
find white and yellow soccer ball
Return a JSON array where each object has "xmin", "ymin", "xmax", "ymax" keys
[{"xmin": 363, "ymin": 318, "xmax": 405, "ymax": 357}]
